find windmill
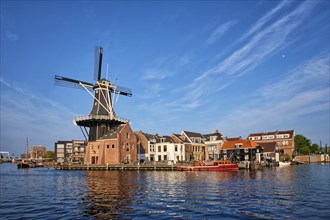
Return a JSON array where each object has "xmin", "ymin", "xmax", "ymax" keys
[{"xmin": 55, "ymin": 46, "xmax": 132, "ymax": 141}]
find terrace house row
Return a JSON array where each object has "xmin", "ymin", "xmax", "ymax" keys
[{"xmin": 135, "ymin": 130, "xmax": 225, "ymax": 163}]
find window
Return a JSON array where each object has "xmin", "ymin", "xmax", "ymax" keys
[
  {"xmin": 158, "ymin": 155, "xmax": 161, "ymax": 161},
  {"xmin": 91, "ymin": 156, "xmax": 98, "ymax": 164},
  {"xmin": 163, "ymin": 145, "xmax": 167, "ymax": 152},
  {"xmin": 175, "ymin": 145, "xmax": 178, "ymax": 152},
  {"xmin": 158, "ymin": 145, "xmax": 161, "ymax": 152},
  {"xmin": 164, "ymin": 155, "xmax": 167, "ymax": 160},
  {"xmin": 127, "ymin": 132, "xmax": 130, "ymax": 139},
  {"xmin": 126, "ymin": 143, "xmax": 130, "ymax": 151},
  {"xmin": 160, "ymin": 138, "xmax": 166, "ymax": 143},
  {"xmin": 107, "ymin": 145, "xmax": 110, "ymax": 149},
  {"xmin": 112, "ymin": 144, "xmax": 115, "ymax": 148}
]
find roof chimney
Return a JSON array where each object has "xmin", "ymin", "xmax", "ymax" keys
[{"xmin": 215, "ymin": 130, "xmax": 219, "ymax": 133}]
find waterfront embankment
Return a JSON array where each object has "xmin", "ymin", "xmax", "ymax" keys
[
  {"xmin": 294, "ymin": 154, "xmax": 330, "ymax": 163},
  {"xmin": 55, "ymin": 164, "xmax": 179, "ymax": 171}
]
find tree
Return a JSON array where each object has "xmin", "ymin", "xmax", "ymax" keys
[
  {"xmin": 44, "ymin": 151, "xmax": 55, "ymax": 160},
  {"xmin": 294, "ymin": 134, "xmax": 311, "ymax": 154},
  {"xmin": 300, "ymin": 146, "xmax": 311, "ymax": 155},
  {"xmin": 310, "ymin": 144, "xmax": 319, "ymax": 154}
]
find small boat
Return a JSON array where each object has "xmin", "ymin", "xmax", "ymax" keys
[
  {"xmin": 17, "ymin": 160, "xmax": 31, "ymax": 168},
  {"xmin": 177, "ymin": 160, "xmax": 238, "ymax": 171}
]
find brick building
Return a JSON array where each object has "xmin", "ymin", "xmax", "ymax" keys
[
  {"xmin": 247, "ymin": 130, "xmax": 295, "ymax": 160},
  {"xmin": 84, "ymin": 123, "xmax": 137, "ymax": 165}
]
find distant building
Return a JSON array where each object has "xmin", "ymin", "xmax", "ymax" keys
[
  {"xmin": 55, "ymin": 141, "xmax": 71, "ymax": 163},
  {"xmin": 247, "ymin": 130, "xmax": 295, "ymax": 160},
  {"xmin": 203, "ymin": 130, "xmax": 225, "ymax": 160},
  {"xmin": 154, "ymin": 135, "xmax": 185, "ymax": 164},
  {"xmin": 172, "ymin": 133, "xmax": 193, "ymax": 161},
  {"xmin": 181, "ymin": 131, "xmax": 205, "ymax": 161},
  {"xmin": 72, "ymin": 140, "xmax": 85, "ymax": 163},
  {"xmin": 221, "ymin": 138, "xmax": 262, "ymax": 162},
  {"xmin": 30, "ymin": 145, "xmax": 47, "ymax": 159},
  {"xmin": 55, "ymin": 140, "xmax": 86, "ymax": 163},
  {"xmin": 84, "ymin": 123, "xmax": 137, "ymax": 165},
  {"xmin": 134, "ymin": 131, "xmax": 157, "ymax": 162},
  {"xmin": 259, "ymin": 142, "xmax": 277, "ymax": 159}
]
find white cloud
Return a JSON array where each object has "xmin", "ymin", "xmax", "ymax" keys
[{"xmin": 206, "ymin": 21, "xmax": 236, "ymax": 45}]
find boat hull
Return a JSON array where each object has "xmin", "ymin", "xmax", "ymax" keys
[
  {"xmin": 17, "ymin": 163, "xmax": 30, "ymax": 169},
  {"xmin": 177, "ymin": 164, "xmax": 238, "ymax": 171}
]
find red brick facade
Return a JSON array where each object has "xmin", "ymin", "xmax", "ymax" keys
[{"xmin": 84, "ymin": 123, "xmax": 137, "ymax": 165}]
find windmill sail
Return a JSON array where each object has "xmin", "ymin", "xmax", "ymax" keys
[{"xmin": 94, "ymin": 46, "xmax": 103, "ymax": 81}]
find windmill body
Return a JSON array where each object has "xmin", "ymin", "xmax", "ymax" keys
[{"xmin": 55, "ymin": 47, "xmax": 132, "ymax": 142}]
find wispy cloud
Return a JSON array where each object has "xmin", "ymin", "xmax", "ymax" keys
[
  {"xmin": 215, "ymin": 54, "xmax": 329, "ymax": 135},
  {"xmin": 206, "ymin": 21, "xmax": 236, "ymax": 45},
  {"xmin": 141, "ymin": 69, "xmax": 174, "ymax": 80},
  {"xmin": 183, "ymin": 0, "xmax": 319, "ymax": 108},
  {"xmin": 0, "ymin": 78, "xmax": 83, "ymax": 153}
]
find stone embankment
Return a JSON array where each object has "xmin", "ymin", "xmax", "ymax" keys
[{"xmin": 294, "ymin": 154, "xmax": 330, "ymax": 163}]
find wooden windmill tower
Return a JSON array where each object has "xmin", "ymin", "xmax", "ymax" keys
[{"xmin": 55, "ymin": 46, "xmax": 132, "ymax": 141}]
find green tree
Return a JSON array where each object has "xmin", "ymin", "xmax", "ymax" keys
[
  {"xmin": 44, "ymin": 151, "xmax": 55, "ymax": 160},
  {"xmin": 310, "ymin": 144, "xmax": 319, "ymax": 154},
  {"xmin": 300, "ymin": 146, "xmax": 311, "ymax": 155},
  {"xmin": 294, "ymin": 134, "xmax": 311, "ymax": 154}
]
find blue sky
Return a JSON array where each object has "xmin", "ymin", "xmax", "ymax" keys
[{"xmin": 1, "ymin": 0, "xmax": 329, "ymax": 156}]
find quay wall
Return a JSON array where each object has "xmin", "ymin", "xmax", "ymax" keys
[
  {"xmin": 294, "ymin": 154, "xmax": 330, "ymax": 163},
  {"xmin": 55, "ymin": 164, "xmax": 178, "ymax": 171}
]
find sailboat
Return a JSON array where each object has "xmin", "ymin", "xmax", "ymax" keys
[{"xmin": 17, "ymin": 138, "xmax": 32, "ymax": 168}]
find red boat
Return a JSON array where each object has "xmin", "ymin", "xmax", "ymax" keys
[{"xmin": 177, "ymin": 160, "xmax": 238, "ymax": 171}]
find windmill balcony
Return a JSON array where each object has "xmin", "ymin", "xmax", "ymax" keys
[{"xmin": 74, "ymin": 114, "xmax": 129, "ymax": 124}]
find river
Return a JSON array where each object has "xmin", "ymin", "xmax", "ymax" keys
[{"xmin": 0, "ymin": 163, "xmax": 329, "ymax": 219}]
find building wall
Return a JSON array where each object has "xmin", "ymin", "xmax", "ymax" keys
[
  {"xmin": 118, "ymin": 124, "xmax": 137, "ymax": 164},
  {"xmin": 84, "ymin": 123, "xmax": 137, "ymax": 165},
  {"xmin": 134, "ymin": 131, "xmax": 150, "ymax": 162},
  {"xmin": 154, "ymin": 143, "xmax": 184, "ymax": 163},
  {"xmin": 248, "ymin": 131, "xmax": 295, "ymax": 159},
  {"xmin": 205, "ymin": 141, "xmax": 224, "ymax": 160}
]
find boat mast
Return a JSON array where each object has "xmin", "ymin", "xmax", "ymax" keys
[{"xmin": 26, "ymin": 137, "xmax": 28, "ymax": 160}]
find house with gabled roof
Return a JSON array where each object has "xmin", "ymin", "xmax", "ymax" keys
[
  {"xmin": 134, "ymin": 131, "xmax": 157, "ymax": 162},
  {"xmin": 84, "ymin": 123, "xmax": 137, "ymax": 165},
  {"xmin": 181, "ymin": 131, "xmax": 205, "ymax": 161},
  {"xmin": 154, "ymin": 135, "xmax": 185, "ymax": 164},
  {"xmin": 203, "ymin": 130, "xmax": 225, "ymax": 160},
  {"xmin": 221, "ymin": 137, "xmax": 262, "ymax": 162}
]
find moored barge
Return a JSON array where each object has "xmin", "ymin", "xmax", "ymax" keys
[{"xmin": 177, "ymin": 160, "xmax": 238, "ymax": 171}]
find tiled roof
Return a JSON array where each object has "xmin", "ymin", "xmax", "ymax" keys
[
  {"xmin": 222, "ymin": 139, "xmax": 259, "ymax": 150},
  {"xmin": 259, "ymin": 142, "xmax": 277, "ymax": 152},
  {"xmin": 99, "ymin": 124, "xmax": 125, "ymax": 140},
  {"xmin": 248, "ymin": 130, "xmax": 294, "ymax": 138},
  {"xmin": 183, "ymin": 131, "xmax": 203, "ymax": 138},
  {"xmin": 156, "ymin": 135, "xmax": 175, "ymax": 143},
  {"xmin": 203, "ymin": 132, "xmax": 224, "ymax": 141}
]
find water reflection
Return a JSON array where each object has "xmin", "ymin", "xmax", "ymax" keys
[
  {"xmin": 83, "ymin": 171, "xmax": 138, "ymax": 218},
  {"xmin": 2, "ymin": 164, "xmax": 328, "ymax": 219}
]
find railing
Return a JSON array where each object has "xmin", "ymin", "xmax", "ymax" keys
[{"xmin": 74, "ymin": 115, "xmax": 129, "ymax": 123}]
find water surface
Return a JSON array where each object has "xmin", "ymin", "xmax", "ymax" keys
[{"xmin": 0, "ymin": 163, "xmax": 329, "ymax": 219}]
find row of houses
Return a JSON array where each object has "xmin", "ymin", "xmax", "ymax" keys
[{"xmin": 55, "ymin": 122, "xmax": 295, "ymax": 165}]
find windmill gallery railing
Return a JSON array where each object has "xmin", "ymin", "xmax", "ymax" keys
[{"xmin": 74, "ymin": 115, "xmax": 129, "ymax": 123}]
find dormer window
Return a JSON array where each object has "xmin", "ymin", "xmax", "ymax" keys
[
  {"xmin": 160, "ymin": 138, "xmax": 166, "ymax": 143},
  {"xmin": 235, "ymin": 144, "xmax": 243, "ymax": 149}
]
